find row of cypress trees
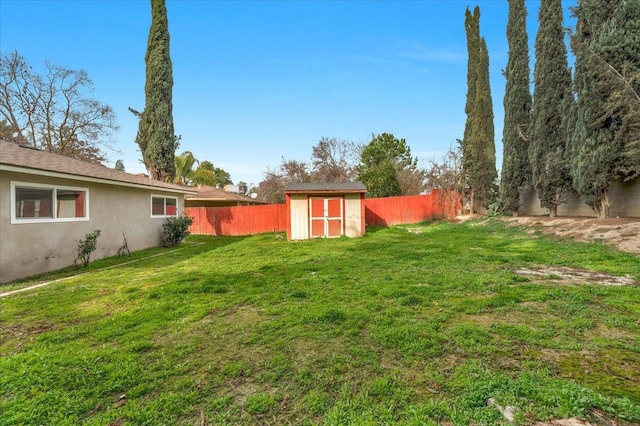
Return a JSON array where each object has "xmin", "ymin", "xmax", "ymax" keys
[
  {"xmin": 570, "ymin": 0, "xmax": 640, "ymax": 218},
  {"xmin": 498, "ymin": 0, "xmax": 640, "ymax": 218}
]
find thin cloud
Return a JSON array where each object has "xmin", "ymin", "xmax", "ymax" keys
[
  {"xmin": 395, "ymin": 40, "xmax": 466, "ymax": 65},
  {"xmin": 269, "ymin": 40, "xmax": 465, "ymax": 69}
]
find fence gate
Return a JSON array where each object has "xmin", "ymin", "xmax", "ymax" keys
[{"xmin": 309, "ymin": 197, "xmax": 343, "ymax": 238}]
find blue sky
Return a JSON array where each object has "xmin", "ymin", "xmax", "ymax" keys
[{"xmin": 1, "ymin": 0, "xmax": 576, "ymax": 186}]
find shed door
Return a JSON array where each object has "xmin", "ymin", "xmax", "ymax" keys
[{"xmin": 310, "ymin": 197, "xmax": 343, "ymax": 238}]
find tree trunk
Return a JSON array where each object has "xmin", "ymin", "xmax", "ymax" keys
[
  {"xmin": 512, "ymin": 208, "xmax": 519, "ymax": 218},
  {"xmin": 549, "ymin": 205, "xmax": 557, "ymax": 218},
  {"xmin": 470, "ymin": 189, "xmax": 475, "ymax": 214},
  {"xmin": 600, "ymin": 189, "xmax": 610, "ymax": 219}
]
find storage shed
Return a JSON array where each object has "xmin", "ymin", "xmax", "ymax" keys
[{"xmin": 284, "ymin": 182, "xmax": 367, "ymax": 240}]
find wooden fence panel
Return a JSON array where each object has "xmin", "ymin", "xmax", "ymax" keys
[
  {"xmin": 185, "ymin": 204, "xmax": 287, "ymax": 236},
  {"xmin": 431, "ymin": 189, "xmax": 464, "ymax": 219},
  {"xmin": 364, "ymin": 194, "xmax": 437, "ymax": 227}
]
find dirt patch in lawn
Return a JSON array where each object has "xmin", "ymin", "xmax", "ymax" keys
[
  {"xmin": 514, "ymin": 266, "xmax": 637, "ymax": 286},
  {"xmin": 534, "ymin": 408, "xmax": 635, "ymax": 425},
  {"xmin": 500, "ymin": 216, "xmax": 640, "ymax": 254}
]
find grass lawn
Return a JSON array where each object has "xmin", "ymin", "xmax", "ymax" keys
[{"xmin": 1, "ymin": 219, "xmax": 639, "ymax": 425}]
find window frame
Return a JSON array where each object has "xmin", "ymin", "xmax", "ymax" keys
[
  {"xmin": 150, "ymin": 194, "xmax": 179, "ymax": 218},
  {"xmin": 10, "ymin": 181, "xmax": 90, "ymax": 224}
]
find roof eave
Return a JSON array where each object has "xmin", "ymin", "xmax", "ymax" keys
[
  {"xmin": 284, "ymin": 189, "xmax": 367, "ymax": 194},
  {"xmin": 186, "ymin": 197, "xmax": 232, "ymax": 201},
  {"xmin": 186, "ymin": 197, "xmax": 264, "ymax": 203},
  {"xmin": 0, "ymin": 164, "xmax": 197, "ymax": 195}
]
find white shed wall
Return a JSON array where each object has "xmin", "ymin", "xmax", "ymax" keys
[
  {"xmin": 289, "ymin": 194, "xmax": 309, "ymax": 240},
  {"xmin": 344, "ymin": 193, "xmax": 363, "ymax": 237}
]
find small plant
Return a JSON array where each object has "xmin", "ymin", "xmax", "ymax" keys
[
  {"xmin": 245, "ymin": 393, "xmax": 278, "ymax": 415},
  {"xmin": 75, "ymin": 229, "xmax": 101, "ymax": 268},
  {"xmin": 319, "ymin": 308, "xmax": 347, "ymax": 324},
  {"xmin": 117, "ymin": 231, "xmax": 131, "ymax": 256},
  {"xmin": 162, "ymin": 214, "xmax": 193, "ymax": 247}
]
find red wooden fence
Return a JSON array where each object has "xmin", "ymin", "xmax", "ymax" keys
[
  {"xmin": 185, "ymin": 204, "xmax": 287, "ymax": 236},
  {"xmin": 186, "ymin": 190, "xmax": 461, "ymax": 236},
  {"xmin": 365, "ymin": 193, "xmax": 434, "ymax": 227}
]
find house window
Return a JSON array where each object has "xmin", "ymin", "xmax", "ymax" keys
[
  {"xmin": 151, "ymin": 195, "xmax": 178, "ymax": 217},
  {"xmin": 11, "ymin": 182, "xmax": 89, "ymax": 223},
  {"xmin": 57, "ymin": 189, "xmax": 86, "ymax": 218}
]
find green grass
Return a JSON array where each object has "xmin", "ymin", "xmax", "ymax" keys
[{"xmin": 1, "ymin": 219, "xmax": 639, "ymax": 425}]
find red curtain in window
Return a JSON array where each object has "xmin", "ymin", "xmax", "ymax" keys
[
  {"xmin": 21, "ymin": 200, "xmax": 35, "ymax": 217},
  {"xmin": 75, "ymin": 192, "xmax": 85, "ymax": 217},
  {"xmin": 39, "ymin": 199, "xmax": 51, "ymax": 217}
]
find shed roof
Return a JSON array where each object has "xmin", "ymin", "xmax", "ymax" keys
[
  {"xmin": 283, "ymin": 181, "xmax": 367, "ymax": 193},
  {"xmin": 0, "ymin": 140, "xmax": 195, "ymax": 194}
]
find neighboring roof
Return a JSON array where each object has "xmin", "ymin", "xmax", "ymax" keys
[
  {"xmin": 284, "ymin": 182, "xmax": 367, "ymax": 193},
  {"xmin": 186, "ymin": 185, "xmax": 264, "ymax": 203},
  {"xmin": 0, "ymin": 140, "xmax": 195, "ymax": 194}
]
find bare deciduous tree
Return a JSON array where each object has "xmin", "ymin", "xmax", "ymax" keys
[
  {"xmin": 425, "ymin": 144, "xmax": 464, "ymax": 193},
  {"xmin": 397, "ymin": 167, "xmax": 427, "ymax": 195},
  {"xmin": 257, "ymin": 137, "xmax": 363, "ymax": 203},
  {"xmin": 257, "ymin": 159, "xmax": 311, "ymax": 204},
  {"xmin": 0, "ymin": 51, "xmax": 119, "ymax": 164},
  {"xmin": 310, "ymin": 137, "xmax": 360, "ymax": 182},
  {"xmin": 256, "ymin": 169, "xmax": 287, "ymax": 204},
  {"xmin": 424, "ymin": 144, "xmax": 464, "ymax": 214}
]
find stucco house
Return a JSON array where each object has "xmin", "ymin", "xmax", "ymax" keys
[
  {"xmin": 0, "ymin": 140, "xmax": 195, "ymax": 283},
  {"xmin": 185, "ymin": 185, "xmax": 264, "ymax": 207}
]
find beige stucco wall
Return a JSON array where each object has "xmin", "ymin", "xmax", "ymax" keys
[
  {"xmin": 609, "ymin": 178, "xmax": 640, "ymax": 217},
  {"xmin": 519, "ymin": 177, "xmax": 640, "ymax": 217},
  {"xmin": 0, "ymin": 171, "xmax": 185, "ymax": 283}
]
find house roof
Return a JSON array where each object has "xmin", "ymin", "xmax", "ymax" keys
[
  {"xmin": 283, "ymin": 181, "xmax": 367, "ymax": 193},
  {"xmin": 186, "ymin": 185, "xmax": 264, "ymax": 203},
  {"xmin": 0, "ymin": 140, "xmax": 195, "ymax": 194}
]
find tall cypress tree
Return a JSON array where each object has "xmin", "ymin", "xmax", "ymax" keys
[
  {"xmin": 462, "ymin": 6, "xmax": 480, "ymax": 210},
  {"xmin": 462, "ymin": 6, "xmax": 498, "ymax": 211},
  {"xmin": 570, "ymin": 0, "xmax": 640, "ymax": 218},
  {"xmin": 136, "ymin": 0, "xmax": 176, "ymax": 182},
  {"xmin": 500, "ymin": 0, "xmax": 532, "ymax": 216},
  {"xmin": 473, "ymin": 38, "xmax": 498, "ymax": 207},
  {"xmin": 529, "ymin": 0, "xmax": 573, "ymax": 217}
]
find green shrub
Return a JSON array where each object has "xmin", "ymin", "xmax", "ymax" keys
[
  {"xmin": 75, "ymin": 229, "xmax": 101, "ymax": 267},
  {"xmin": 162, "ymin": 215, "xmax": 193, "ymax": 247}
]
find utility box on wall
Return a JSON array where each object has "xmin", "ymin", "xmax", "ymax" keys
[{"xmin": 283, "ymin": 182, "xmax": 367, "ymax": 241}]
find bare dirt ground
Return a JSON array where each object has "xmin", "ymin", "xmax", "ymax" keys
[
  {"xmin": 453, "ymin": 214, "xmax": 640, "ymax": 254},
  {"xmin": 513, "ymin": 265, "xmax": 636, "ymax": 286},
  {"xmin": 500, "ymin": 216, "xmax": 640, "ymax": 255}
]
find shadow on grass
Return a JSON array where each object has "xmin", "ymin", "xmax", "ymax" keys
[{"xmin": 0, "ymin": 234, "xmax": 249, "ymax": 293}]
